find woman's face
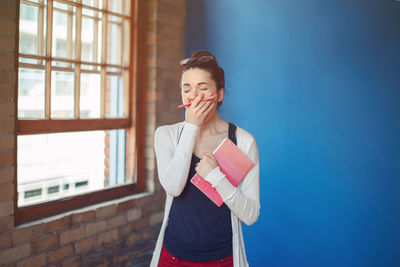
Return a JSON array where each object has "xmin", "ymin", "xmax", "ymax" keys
[{"xmin": 181, "ymin": 68, "xmax": 224, "ymax": 106}]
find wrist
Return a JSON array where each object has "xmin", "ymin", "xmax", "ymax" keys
[
  {"xmin": 185, "ymin": 118, "xmax": 201, "ymax": 127},
  {"xmin": 184, "ymin": 121, "xmax": 200, "ymax": 131},
  {"xmin": 204, "ymin": 167, "xmax": 225, "ymax": 187}
]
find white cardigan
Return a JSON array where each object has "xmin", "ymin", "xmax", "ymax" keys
[{"xmin": 150, "ymin": 122, "xmax": 260, "ymax": 267}]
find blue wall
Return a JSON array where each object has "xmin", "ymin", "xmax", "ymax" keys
[{"xmin": 186, "ymin": 1, "xmax": 400, "ymax": 266}]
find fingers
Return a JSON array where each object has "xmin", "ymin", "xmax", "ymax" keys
[
  {"xmin": 184, "ymin": 93, "xmax": 216, "ymax": 126},
  {"xmin": 197, "ymin": 99, "xmax": 212, "ymax": 115},
  {"xmin": 200, "ymin": 101, "xmax": 215, "ymax": 120},
  {"xmin": 190, "ymin": 93, "xmax": 204, "ymax": 108},
  {"xmin": 203, "ymin": 152, "xmax": 212, "ymax": 158}
]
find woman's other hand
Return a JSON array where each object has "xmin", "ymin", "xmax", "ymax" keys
[
  {"xmin": 195, "ymin": 152, "xmax": 218, "ymax": 178},
  {"xmin": 185, "ymin": 93, "xmax": 215, "ymax": 127}
]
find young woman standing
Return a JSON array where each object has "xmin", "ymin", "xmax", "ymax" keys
[{"xmin": 150, "ymin": 50, "xmax": 260, "ymax": 267}]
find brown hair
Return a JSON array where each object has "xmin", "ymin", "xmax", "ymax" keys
[{"xmin": 181, "ymin": 50, "xmax": 225, "ymax": 91}]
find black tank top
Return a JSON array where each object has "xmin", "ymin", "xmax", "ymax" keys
[{"xmin": 164, "ymin": 123, "xmax": 237, "ymax": 261}]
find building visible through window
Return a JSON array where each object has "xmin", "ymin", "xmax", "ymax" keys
[{"xmin": 17, "ymin": 0, "xmax": 134, "ymax": 208}]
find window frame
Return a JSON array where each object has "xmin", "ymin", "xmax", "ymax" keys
[{"xmin": 14, "ymin": 0, "xmax": 148, "ymax": 225}]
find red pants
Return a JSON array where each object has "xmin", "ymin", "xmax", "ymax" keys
[{"xmin": 158, "ymin": 245, "xmax": 233, "ymax": 267}]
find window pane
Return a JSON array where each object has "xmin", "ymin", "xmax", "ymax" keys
[
  {"xmin": 122, "ymin": 20, "xmax": 130, "ymax": 66},
  {"xmin": 81, "ymin": 11, "xmax": 102, "ymax": 63},
  {"xmin": 106, "ymin": 15, "xmax": 123, "ymax": 65},
  {"xmin": 80, "ymin": 72, "xmax": 101, "ymax": 118},
  {"xmin": 52, "ymin": 6, "xmax": 76, "ymax": 59},
  {"xmin": 105, "ymin": 70, "xmax": 126, "ymax": 118},
  {"xmin": 81, "ymin": 64, "xmax": 100, "ymax": 72},
  {"xmin": 82, "ymin": 0, "xmax": 102, "ymax": 8},
  {"xmin": 19, "ymin": 3, "xmax": 39, "ymax": 54},
  {"xmin": 18, "ymin": 68, "xmax": 45, "ymax": 118},
  {"xmin": 51, "ymin": 70, "xmax": 75, "ymax": 118},
  {"xmin": 107, "ymin": 0, "xmax": 130, "ymax": 16},
  {"xmin": 17, "ymin": 129, "xmax": 128, "ymax": 207}
]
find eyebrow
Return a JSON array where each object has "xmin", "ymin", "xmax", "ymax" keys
[{"xmin": 183, "ymin": 82, "xmax": 209, "ymax": 87}]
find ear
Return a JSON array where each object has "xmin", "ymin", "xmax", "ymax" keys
[{"xmin": 217, "ymin": 88, "xmax": 224, "ymax": 103}]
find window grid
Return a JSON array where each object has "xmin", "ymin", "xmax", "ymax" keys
[
  {"xmin": 15, "ymin": 0, "xmax": 147, "ymax": 226},
  {"xmin": 19, "ymin": 0, "xmax": 130, "ymax": 121}
]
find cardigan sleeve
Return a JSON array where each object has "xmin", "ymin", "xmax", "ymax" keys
[
  {"xmin": 204, "ymin": 134, "xmax": 260, "ymax": 226},
  {"xmin": 154, "ymin": 122, "xmax": 199, "ymax": 197}
]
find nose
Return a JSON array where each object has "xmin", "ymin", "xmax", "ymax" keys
[{"xmin": 188, "ymin": 91, "xmax": 199, "ymax": 102}]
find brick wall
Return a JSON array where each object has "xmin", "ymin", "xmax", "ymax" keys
[{"xmin": 0, "ymin": 0, "xmax": 185, "ymax": 266}]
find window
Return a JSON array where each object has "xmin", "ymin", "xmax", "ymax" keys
[{"xmin": 16, "ymin": 0, "xmax": 147, "ymax": 225}]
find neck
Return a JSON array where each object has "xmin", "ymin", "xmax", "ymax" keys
[{"xmin": 198, "ymin": 112, "xmax": 225, "ymax": 136}]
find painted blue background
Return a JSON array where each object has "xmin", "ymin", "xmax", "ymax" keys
[{"xmin": 185, "ymin": 0, "xmax": 400, "ymax": 266}]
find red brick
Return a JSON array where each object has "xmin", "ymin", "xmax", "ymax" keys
[
  {"xmin": 147, "ymin": 32, "xmax": 158, "ymax": 45},
  {"xmin": 0, "ymin": 166, "xmax": 13, "ymax": 184},
  {"xmin": 71, "ymin": 210, "xmax": 95, "ymax": 225},
  {"xmin": 0, "ymin": 1, "xmax": 16, "ymax": 20},
  {"xmin": 142, "ymin": 200, "xmax": 164, "ymax": 217},
  {"xmin": 107, "ymin": 214, "xmax": 127, "ymax": 229},
  {"xmin": 150, "ymin": 211, "xmax": 164, "ymax": 226},
  {"xmin": 127, "ymin": 208, "xmax": 142, "ymax": 222},
  {"xmin": 0, "ymin": 215, "xmax": 13, "ymax": 232},
  {"xmin": 0, "ymin": 35, "xmax": 15, "ymax": 52},
  {"xmin": 126, "ymin": 232, "xmax": 142, "ymax": 246},
  {"xmin": 13, "ymin": 223, "xmax": 43, "ymax": 245},
  {"xmin": 147, "ymin": 91, "xmax": 163, "ymax": 101},
  {"xmin": 114, "ymin": 253, "xmax": 130, "ymax": 264},
  {"xmin": 0, "ymin": 18, "xmax": 16, "ymax": 37},
  {"xmin": 117, "ymin": 199, "xmax": 135, "ymax": 212},
  {"xmin": 0, "ymin": 151, "xmax": 14, "ymax": 166},
  {"xmin": 0, "ymin": 85, "xmax": 13, "ymax": 100},
  {"xmin": 60, "ymin": 226, "xmax": 84, "ymax": 245},
  {"xmin": 148, "ymin": 67, "xmax": 157, "ymax": 79},
  {"xmin": 95, "ymin": 204, "xmax": 117, "ymax": 219},
  {"xmin": 17, "ymin": 254, "xmax": 46, "ymax": 267},
  {"xmin": 75, "ymin": 236, "xmax": 96, "ymax": 253},
  {"xmin": 135, "ymin": 195, "xmax": 153, "ymax": 206},
  {"xmin": 0, "ymin": 50, "xmax": 14, "ymax": 68},
  {"xmin": 118, "ymin": 223, "xmax": 132, "ymax": 237},
  {"xmin": 0, "ymin": 232, "xmax": 12, "ymax": 249},
  {"xmin": 0, "ymin": 69, "xmax": 15, "ymax": 85},
  {"xmin": 48, "ymin": 244, "xmax": 74, "ymax": 263},
  {"xmin": 0, "ymin": 118, "xmax": 14, "ymax": 134},
  {"xmin": 148, "ymin": 10, "xmax": 157, "ymax": 22},
  {"xmin": 131, "ymin": 218, "xmax": 150, "ymax": 232},
  {"xmin": 46, "ymin": 216, "xmax": 71, "ymax": 234},
  {"xmin": 0, "ymin": 199, "xmax": 13, "ymax": 216},
  {"xmin": 0, "ymin": 102, "xmax": 14, "ymax": 117},
  {"xmin": 97, "ymin": 229, "xmax": 118, "ymax": 246},
  {"xmin": 148, "ymin": 21, "xmax": 157, "ymax": 33},
  {"xmin": 170, "ymin": 16, "xmax": 185, "ymax": 28},
  {"xmin": 0, "ymin": 182, "xmax": 13, "ymax": 200},
  {"xmin": 0, "ymin": 132, "xmax": 13, "ymax": 146},
  {"xmin": 58, "ymin": 255, "xmax": 82, "ymax": 267},
  {"xmin": 85, "ymin": 220, "xmax": 106, "ymax": 236},
  {"xmin": 0, "ymin": 244, "xmax": 30, "ymax": 264},
  {"xmin": 32, "ymin": 234, "xmax": 59, "ymax": 255},
  {"xmin": 148, "ymin": 0, "xmax": 157, "ymax": 11}
]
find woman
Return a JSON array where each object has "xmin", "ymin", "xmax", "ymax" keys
[{"xmin": 150, "ymin": 50, "xmax": 260, "ymax": 267}]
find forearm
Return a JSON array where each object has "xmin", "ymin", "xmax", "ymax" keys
[
  {"xmin": 205, "ymin": 167, "xmax": 260, "ymax": 225},
  {"xmin": 155, "ymin": 123, "xmax": 199, "ymax": 196}
]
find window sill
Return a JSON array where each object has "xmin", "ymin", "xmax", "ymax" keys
[{"xmin": 15, "ymin": 191, "xmax": 154, "ymax": 230}]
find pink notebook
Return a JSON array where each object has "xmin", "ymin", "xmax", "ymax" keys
[{"xmin": 190, "ymin": 138, "xmax": 255, "ymax": 207}]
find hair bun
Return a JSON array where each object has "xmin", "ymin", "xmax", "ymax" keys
[{"xmin": 191, "ymin": 50, "xmax": 215, "ymax": 59}]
